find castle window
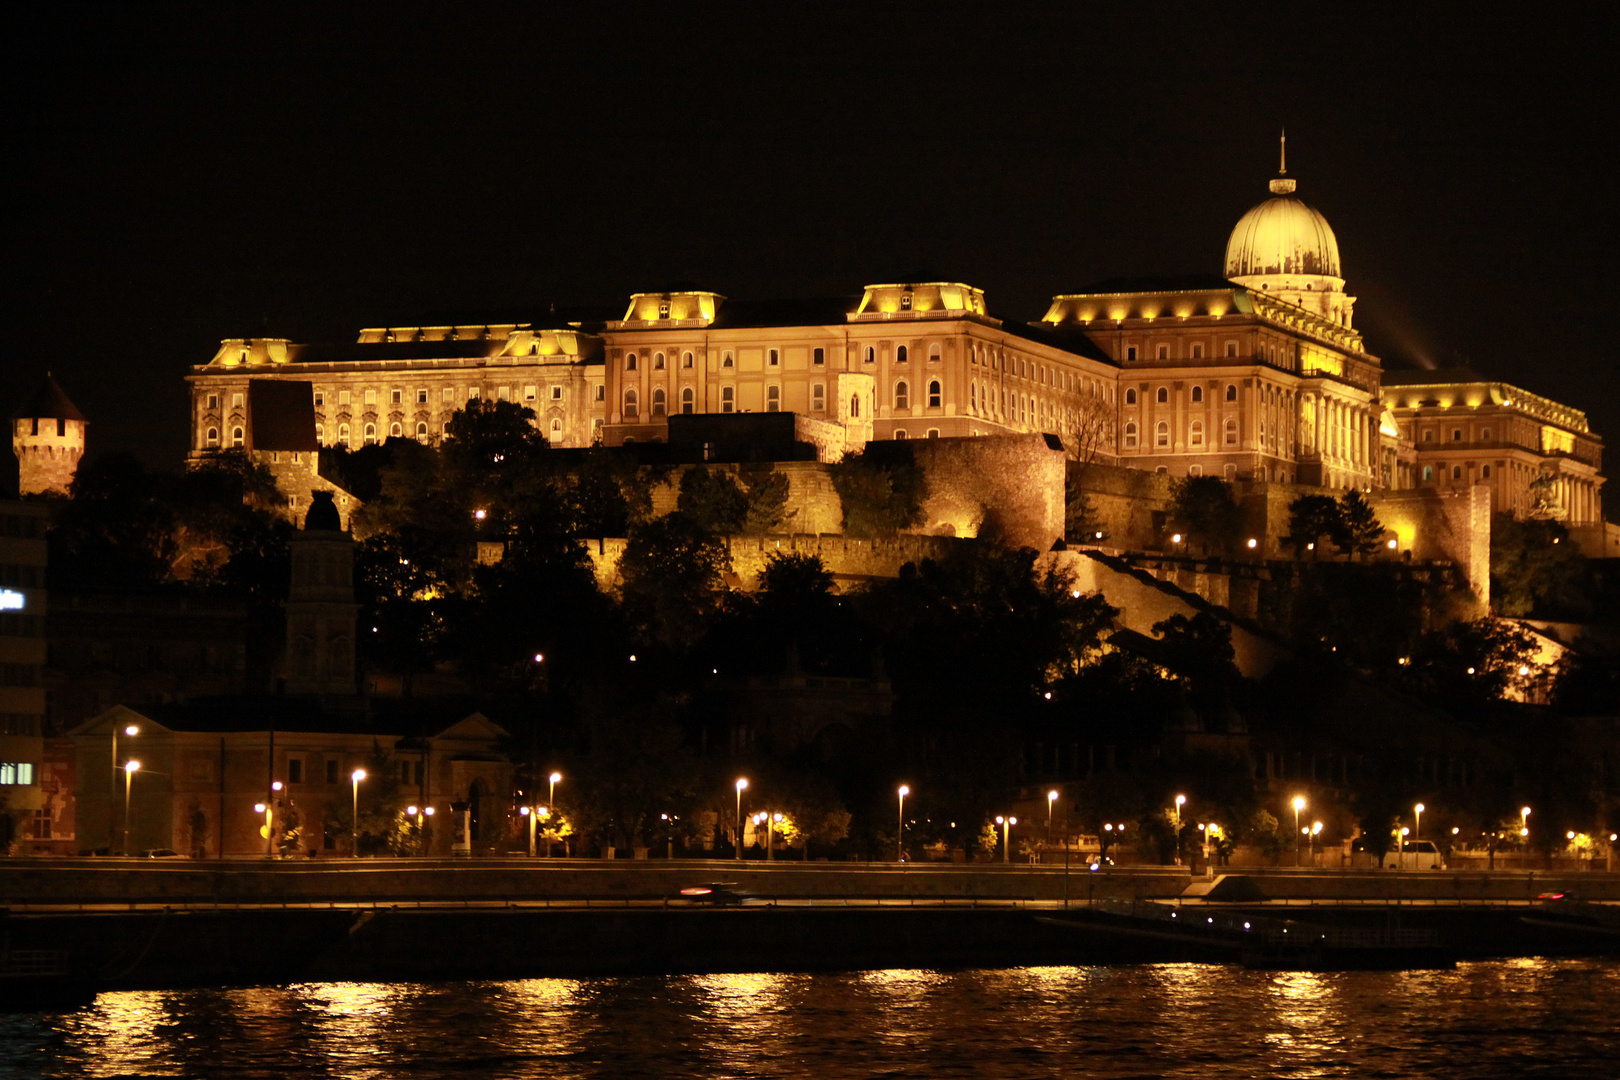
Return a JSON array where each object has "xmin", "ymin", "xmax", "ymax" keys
[
  {"xmin": 895, "ymin": 429, "xmax": 908, "ymax": 440},
  {"xmin": 339, "ymin": 424, "xmax": 351, "ymax": 445},
  {"xmin": 1191, "ymin": 344, "xmax": 1204, "ymax": 359},
  {"xmin": 1423, "ymin": 465, "xmax": 1434, "ymax": 481},
  {"xmin": 231, "ymin": 426, "xmax": 244, "ymax": 447},
  {"xmin": 1225, "ymin": 342, "xmax": 1238, "ymax": 358},
  {"xmin": 497, "ymin": 386, "xmax": 510, "ymax": 401},
  {"xmin": 1126, "ymin": 346, "xmax": 1138, "ymax": 362},
  {"xmin": 1156, "ymin": 421, "xmax": 1169, "ymax": 447},
  {"xmin": 683, "ymin": 351, "xmax": 694, "ymax": 369},
  {"xmin": 970, "ymin": 383, "xmax": 977, "ymax": 412},
  {"xmin": 416, "ymin": 422, "xmax": 428, "ymax": 439},
  {"xmin": 864, "ymin": 346, "xmax": 875, "ymax": 364},
  {"xmin": 651, "ymin": 388, "xmax": 666, "ymax": 417},
  {"xmin": 417, "ymin": 389, "xmax": 428, "ymax": 404},
  {"xmin": 813, "ymin": 347, "xmax": 825, "ymax": 366},
  {"xmin": 232, "ymin": 393, "xmax": 243, "ymax": 408},
  {"xmin": 595, "ymin": 386, "xmax": 605, "ymax": 401},
  {"xmin": 552, "ymin": 386, "xmax": 563, "ymax": 401},
  {"xmin": 723, "ymin": 352, "xmax": 734, "ymax": 368},
  {"xmin": 851, "ymin": 395, "xmax": 860, "ymax": 417},
  {"xmin": 1156, "ymin": 345, "xmax": 1169, "ymax": 360},
  {"xmin": 655, "ymin": 353, "xmax": 666, "ymax": 370},
  {"xmin": 1452, "ymin": 465, "xmax": 1463, "ymax": 480},
  {"xmin": 900, "ymin": 293, "xmax": 912, "ymax": 311},
  {"xmin": 364, "ymin": 424, "xmax": 376, "ymax": 445},
  {"xmin": 390, "ymin": 422, "xmax": 402, "ymax": 438},
  {"xmin": 551, "ymin": 418, "xmax": 563, "ymax": 439},
  {"xmin": 1192, "ymin": 386, "xmax": 1204, "ymax": 403},
  {"xmin": 928, "ymin": 381, "xmax": 942, "ymax": 409},
  {"xmin": 1156, "ymin": 387, "xmax": 1168, "ymax": 404},
  {"xmin": 315, "ymin": 424, "xmax": 325, "ymax": 442},
  {"xmin": 896, "ymin": 345, "xmax": 909, "ymax": 364},
  {"xmin": 208, "ymin": 394, "xmax": 220, "ymax": 410},
  {"xmin": 1481, "ymin": 428, "xmax": 1492, "ymax": 440},
  {"xmin": 811, "ymin": 383, "xmax": 825, "ymax": 412},
  {"xmin": 927, "ymin": 429, "xmax": 939, "ymax": 438},
  {"xmin": 442, "ymin": 388, "xmax": 454, "ymax": 402},
  {"xmin": 442, "ymin": 421, "xmax": 452, "ymax": 435},
  {"xmin": 1223, "ymin": 418, "xmax": 1238, "ymax": 445},
  {"xmin": 339, "ymin": 390, "xmax": 352, "ymax": 406},
  {"xmin": 1125, "ymin": 389, "xmax": 1137, "ymax": 405},
  {"xmin": 1190, "ymin": 421, "xmax": 1204, "ymax": 446},
  {"xmin": 623, "ymin": 389, "xmax": 639, "ymax": 418},
  {"xmin": 1189, "ymin": 464, "xmax": 1203, "ymax": 477},
  {"xmin": 206, "ymin": 427, "xmax": 219, "ymax": 447},
  {"xmin": 658, "ymin": 301, "xmax": 670, "ymax": 319},
  {"xmin": 524, "ymin": 385, "xmax": 536, "ymax": 401},
  {"xmin": 1423, "ymin": 430, "xmax": 1434, "ymax": 442},
  {"xmin": 365, "ymin": 389, "xmax": 377, "ymax": 406},
  {"xmin": 766, "ymin": 385, "xmax": 781, "ymax": 412},
  {"xmin": 721, "ymin": 387, "xmax": 735, "ymax": 413},
  {"xmin": 1452, "ymin": 429, "xmax": 1462, "ymax": 441},
  {"xmin": 895, "ymin": 381, "xmax": 910, "ymax": 410},
  {"xmin": 1123, "ymin": 422, "xmax": 1138, "ymax": 449},
  {"xmin": 1225, "ymin": 384, "xmax": 1237, "ymax": 402},
  {"xmin": 768, "ymin": 349, "xmax": 780, "ymax": 367},
  {"xmin": 928, "ymin": 343, "xmax": 942, "ymax": 363},
  {"xmin": 391, "ymin": 389, "xmax": 402, "ymax": 405},
  {"xmin": 681, "ymin": 388, "xmax": 694, "ymax": 414},
  {"xmin": 1482, "ymin": 464, "xmax": 1492, "ymax": 478},
  {"xmin": 626, "ymin": 353, "xmax": 638, "ymax": 371}
]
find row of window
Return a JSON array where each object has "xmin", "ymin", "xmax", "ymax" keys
[
  {"xmin": 1419, "ymin": 427, "xmax": 1494, "ymax": 443},
  {"xmin": 1124, "ymin": 341, "xmax": 1243, "ymax": 362},
  {"xmin": 625, "ymin": 382, "xmax": 840, "ymax": 419},
  {"xmin": 0, "ymin": 514, "xmax": 47, "ymax": 540},
  {"xmin": 0, "ymin": 762, "xmax": 35, "ymax": 786},
  {"xmin": 1123, "ymin": 418, "xmax": 1241, "ymax": 450},
  {"xmin": 0, "ymin": 714, "xmax": 41, "ymax": 736},
  {"xmin": 15, "ymin": 418, "xmax": 73, "ymax": 437},
  {"xmin": 1421, "ymin": 464, "xmax": 1495, "ymax": 482},
  {"xmin": 1125, "ymin": 384, "xmax": 1241, "ymax": 406},
  {"xmin": 0, "ymin": 564, "xmax": 43, "ymax": 589},
  {"xmin": 623, "ymin": 343, "xmax": 950, "ymax": 372}
]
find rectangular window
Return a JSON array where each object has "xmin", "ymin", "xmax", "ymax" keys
[
  {"xmin": 442, "ymin": 388, "xmax": 454, "ymax": 402},
  {"xmin": 1126, "ymin": 347, "xmax": 1138, "ymax": 362},
  {"xmin": 365, "ymin": 389, "xmax": 377, "ymax": 405},
  {"xmin": 339, "ymin": 390, "xmax": 351, "ymax": 406},
  {"xmin": 417, "ymin": 389, "xmax": 428, "ymax": 404},
  {"xmin": 207, "ymin": 394, "xmax": 220, "ymax": 410},
  {"xmin": 769, "ymin": 349, "xmax": 780, "ymax": 367},
  {"xmin": 498, "ymin": 386, "xmax": 511, "ymax": 400},
  {"xmin": 325, "ymin": 759, "xmax": 338, "ymax": 785},
  {"xmin": 313, "ymin": 392, "xmax": 324, "ymax": 407},
  {"xmin": 551, "ymin": 386, "xmax": 563, "ymax": 400},
  {"xmin": 813, "ymin": 347, "xmax": 825, "ymax": 366},
  {"xmin": 525, "ymin": 385, "xmax": 537, "ymax": 401},
  {"xmin": 288, "ymin": 758, "xmax": 303, "ymax": 784},
  {"xmin": 391, "ymin": 389, "xmax": 403, "ymax": 405},
  {"xmin": 595, "ymin": 385, "xmax": 605, "ymax": 402},
  {"xmin": 0, "ymin": 762, "xmax": 33, "ymax": 785}
]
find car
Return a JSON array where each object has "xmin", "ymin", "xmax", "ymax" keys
[
  {"xmin": 1087, "ymin": 856, "xmax": 1115, "ymax": 872},
  {"xmin": 139, "ymin": 848, "xmax": 184, "ymax": 858},
  {"xmin": 676, "ymin": 883, "xmax": 749, "ymax": 906}
]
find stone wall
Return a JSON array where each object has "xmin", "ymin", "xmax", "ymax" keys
[
  {"xmin": 12, "ymin": 418, "xmax": 85, "ymax": 496},
  {"xmin": 1069, "ymin": 462, "xmax": 1174, "ymax": 550},
  {"xmin": 1368, "ymin": 486, "xmax": 1491, "ymax": 613},
  {"xmin": 901, "ymin": 433, "xmax": 1066, "ymax": 551},
  {"xmin": 585, "ymin": 533, "xmax": 961, "ymax": 592},
  {"xmin": 646, "ymin": 462, "xmax": 845, "ymax": 536}
]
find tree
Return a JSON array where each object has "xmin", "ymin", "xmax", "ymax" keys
[
  {"xmin": 1168, "ymin": 476, "xmax": 1242, "ymax": 557},
  {"xmin": 828, "ymin": 448, "xmax": 927, "ymax": 537},
  {"xmin": 1286, "ymin": 494, "xmax": 1344, "ymax": 558},
  {"xmin": 677, "ymin": 468, "xmax": 748, "ymax": 533},
  {"xmin": 1062, "ymin": 391, "xmax": 1117, "ymax": 468},
  {"xmin": 1335, "ymin": 489, "xmax": 1386, "ymax": 560},
  {"xmin": 617, "ymin": 513, "xmax": 731, "ymax": 650},
  {"xmin": 1151, "ymin": 612, "xmax": 1244, "ymax": 714},
  {"xmin": 1490, "ymin": 514, "xmax": 1587, "ymax": 618}
]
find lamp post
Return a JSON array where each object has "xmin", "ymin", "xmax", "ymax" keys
[
  {"xmin": 1414, "ymin": 802, "xmax": 1425, "ymax": 867},
  {"xmin": 259, "ymin": 780, "xmax": 283, "ymax": 858},
  {"xmin": 1047, "ymin": 790, "xmax": 1059, "ymax": 858},
  {"xmin": 1291, "ymin": 795, "xmax": 1306, "ymax": 867},
  {"xmin": 122, "ymin": 759, "xmax": 140, "ymax": 855},
  {"xmin": 255, "ymin": 801, "xmax": 273, "ymax": 857},
  {"xmin": 897, "ymin": 785, "xmax": 910, "ymax": 862},
  {"xmin": 1311, "ymin": 821, "xmax": 1323, "ymax": 867},
  {"xmin": 995, "ymin": 815, "xmax": 1017, "ymax": 864},
  {"xmin": 110, "ymin": 723, "xmax": 138, "ymax": 853},
  {"xmin": 522, "ymin": 804, "xmax": 537, "ymax": 857},
  {"xmin": 1173, "ymin": 795, "xmax": 1186, "ymax": 865},
  {"xmin": 1521, "ymin": 806, "xmax": 1532, "ymax": 871},
  {"xmin": 735, "ymin": 778, "xmax": 748, "ymax": 860},
  {"xmin": 351, "ymin": 768, "xmax": 367, "ymax": 857}
]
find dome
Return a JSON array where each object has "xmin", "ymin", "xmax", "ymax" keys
[{"xmin": 1224, "ymin": 177, "xmax": 1342, "ymax": 279}]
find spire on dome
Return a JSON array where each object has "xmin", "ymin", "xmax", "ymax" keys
[{"xmin": 1270, "ymin": 130, "xmax": 1297, "ymax": 195}]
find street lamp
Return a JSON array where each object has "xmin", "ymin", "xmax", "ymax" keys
[
  {"xmin": 111, "ymin": 723, "xmax": 138, "ymax": 853},
  {"xmin": 1047, "ymin": 790, "xmax": 1059, "ymax": 854},
  {"xmin": 735, "ymin": 778, "xmax": 748, "ymax": 860},
  {"xmin": 995, "ymin": 815, "xmax": 1017, "ymax": 863},
  {"xmin": 351, "ymin": 768, "xmax": 367, "ymax": 857},
  {"xmin": 1291, "ymin": 795, "xmax": 1306, "ymax": 866},
  {"xmin": 255, "ymin": 801, "xmax": 273, "ymax": 857},
  {"xmin": 1414, "ymin": 803, "xmax": 1425, "ymax": 862},
  {"xmin": 1521, "ymin": 806, "xmax": 1532, "ymax": 870},
  {"xmin": 897, "ymin": 785, "xmax": 910, "ymax": 862},
  {"xmin": 122, "ymin": 759, "xmax": 140, "ymax": 856},
  {"xmin": 521, "ymin": 804, "xmax": 537, "ymax": 857},
  {"xmin": 1174, "ymin": 795, "xmax": 1186, "ymax": 865}
]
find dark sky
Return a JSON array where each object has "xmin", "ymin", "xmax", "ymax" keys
[{"xmin": 5, "ymin": 5, "xmax": 1616, "ymax": 512}]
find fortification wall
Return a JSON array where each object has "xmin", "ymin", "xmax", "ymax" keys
[
  {"xmin": 903, "ymin": 433, "xmax": 1065, "ymax": 550},
  {"xmin": 1369, "ymin": 487, "xmax": 1491, "ymax": 613},
  {"xmin": 1070, "ymin": 463, "xmax": 1174, "ymax": 549},
  {"xmin": 585, "ymin": 533, "xmax": 962, "ymax": 592}
]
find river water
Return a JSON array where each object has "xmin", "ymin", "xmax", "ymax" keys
[{"xmin": 6, "ymin": 959, "xmax": 1619, "ymax": 1079}]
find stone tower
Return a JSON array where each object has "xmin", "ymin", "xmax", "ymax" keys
[
  {"xmin": 11, "ymin": 374, "xmax": 87, "ymax": 496},
  {"xmin": 283, "ymin": 490, "xmax": 359, "ymax": 696}
]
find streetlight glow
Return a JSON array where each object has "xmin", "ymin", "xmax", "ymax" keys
[
  {"xmin": 351, "ymin": 769, "xmax": 367, "ymax": 857},
  {"xmin": 735, "ymin": 778, "xmax": 749, "ymax": 860},
  {"xmin": 897, "ymin": 784, "xmax": 910, "ymax": 862}
]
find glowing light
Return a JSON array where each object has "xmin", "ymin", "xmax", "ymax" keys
[
  {"xmin": 898, "ymin": 785, "xmax": 910, "ymax": 797},
  {"xmin": 352, "ymin": 768, "xmax": 366, "ymax": 782},
  {"xmin": 1246, "ymin": 538, "xmax": 1258, "ymax": 549},
  {"xmin": 1292, "ymin": 796, "xmax": 1306, "ymax": 813},
  {"xmin": 549, "ymin": 772, "xmax": 562, "ymax": 785},
  {"xmin": 1171, "ymin": 533, "xmax": 1183, "ymax": 544},
  {"xmin": 735, "ymin": 778, "xmax": 749, "ymax": 793},
  {"xmin": 533, "ymin": 653, "xmax": 544, "ymax": 663},
  {"xmin": 124, "ymin": 759, "xmax": 140, "ymax": 774},
  {"xmin": 1387, "ymin": 539, "xmax": 1398, "ymax": 549},
  {"xmin": 473, "ymin": 509, "xmax": 487, "ymax": 520},
  {"xmin": 0, "ymin": 590, "xmax": 23, "ymax": 611}
]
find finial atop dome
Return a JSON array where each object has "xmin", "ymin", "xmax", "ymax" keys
[{"xmin": 1270, "ymin": 130, "xmax": 1297, "ymax": 194}]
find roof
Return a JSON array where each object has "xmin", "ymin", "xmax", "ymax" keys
[
  {"xmin": 1379, "ymin": 367, "xmax": 1488, "ymax": 386},
  {"xmin": 707, "ymin": 296, "xmax": 863, "ymax": 329},
  {"xmin": 297, "ymin": 340, "xmax": 511, "ymax": 364},
  {"xmin": 1066, "ymin": 274, "xmax": 1241, "ymax": 296},
  {"xmin": 996, "ymin": 317, "xmax": 1116, "ymax": 363},
  {"xmin": 12, "ymin": 373, "xmax": 86, "ymax": 422},
  {"xmin": 75, "ymin": 696, "xmax": 513, "ymax": 740}
]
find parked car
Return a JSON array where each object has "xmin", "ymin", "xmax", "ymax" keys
[
  {"xmin": 139, "ymin": 848, "xmax": 184, "ymax": 859},
  {"xmin": 675, "ymin": 883, "xmax": 750, "ymax": 906}
]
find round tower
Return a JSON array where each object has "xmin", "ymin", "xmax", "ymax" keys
[{"xmin": 11, "ymin": 373, "xmax": 87, "ymax": 496}]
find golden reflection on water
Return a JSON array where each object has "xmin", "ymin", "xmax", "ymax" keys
[
  {"xmin": 505, "ymin": 977, "xmax": 580, "ymax": 1010},
  {"xmin": 84, "ymin": 990, "xmax": 168, "ymax": 1068}
]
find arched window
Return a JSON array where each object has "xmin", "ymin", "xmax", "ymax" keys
[
  {"xmin": 722, "ymin": 352, "xmax": 734, "ymax": 368},
  {"xmin": 928, "ymin": 381, "xmax": 942, "ymax": 408},
  {"xmin": 1190, "ymin": 421, "xmax": 1204, "ymax": 446},
  {"xmin": 1124, "ymin": 422, "xmax": 1139, "ymax": 449},
  {"xmin": 1451, "ymin": 465, "xmax": 1463, "ymax": 480},
  {"xmin": 231, "ymin": 426, "xmax": 245, "ymax": 447},
  {"xmin": 1482, "ymin": 464, "xmax": 1492, "ymax": 479},
  {"xmin": 550, "ymin": 418, "xmax": 562, "ymax": 439},
  {"xmin": 896, "ymin": 345, "xmax": 909, "ymax": 364},
  {"xmin": 206, "ymin": 427, "xmax": 220, "ymax": 447},
  {"xmin": 654, "ymin": 352, "xmax": 666, "ymax": 370},
  {"xmin": 1189, "ymin": 464, "xmax": 1203, "ymax": 477},
  {"xmin": 1156, "ymin": 421, "xmax": 1170, "ymax": 447},
  {"xmin": 1191, "ymin": 386, "xmax": 1204, "ymax": 403},
  {"xmin": 315, "ymin": 424, "xmax": 325, "ymax": 443},
  {"xmin": 364, "ymin": 423, "xmax": 377, "ymax": 445},
  {"xmin": 1223, "ymin": 418, "xmax": 1238, "ymax": 445},
  {"xmin": 681, "ymin": 387, "xmax": 695, "ymax": 414},
  {"xmin": 625, "ymin": 353, "xmax": 638, "ymax": 371},
  {"xmin": 811, "ymin": 383, "xmax": 825, "ymax": 412},
  {"xmin": 1422, "ymin": 465, "xmax": 1434, "ymax": 481},
  {"xmin": 895, "ymin": 381, "xmax": 910, "ymax": 410},
  {"xmin": 338, "ymin": 423, "xmax": 351, "ymax": 445},
  {"xmin": 416, "ymin": 422, "xmax": 428, "ymax": 439},
  {"xmin": 721, "ymin": 387, "xmax": 735, "ymax": 413},
  {"xmin": 1125, "ymin": 388, "xmax": 1138, "ymax": 405},
  {"xmin": 1156, "ymin": 387, "xmax": 1168, "ymax": 404},
  {"xmin": 928, "ymin": 343, "xmax": 942, "ymax": 363},
  {"xmin": 766, "ymin": 385, "xmax": 781, "ymax": 412},
  {"xmin": 1225, "ymin": 384, "xmax": 1237, "ymax": 402},
  {"xmin": 442, "ymin": 421, "xmax": 451, "ymax": 435},
  {"xmin": 894, "ymin": 429, "xmax": 908, "ymax": 440},
  {"xmin": 863, "ymin": 346, "xmax": 875, "ymax": 364},
  {"xmin": 970, "ymin": 383, "xmax": 977, "ymax": 412},
  {"xmin": 927, "ymin": 429, "xmax": 939, "ymax": 439},
  {"xmin": 651, "ymin": 388, "xmax": 666, "ymax": 417},
  {"xmin": 623, "ymin": 389, "xmax": 639, "ymax": 418},
  {"xmin": 851, "ymin": 395, "xmax": 860, "ymax": 417},
  {"xmin": 682, "ymin": 351, "xmax": 694, "ymax": 369}
]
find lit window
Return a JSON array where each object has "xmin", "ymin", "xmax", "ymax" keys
[
  {"xmin": 895, "ymin": 381, "xmax": 910, "ymax": 410},
  {"xmin": 928, "ymin": 343, "xmax": 942, "ymax": 363},
  {"xmin": 1156, "ymin": 421, "xmax": 1169, "ymax": 447},
  {"xmin": 681, "ymin": 387, "xmax": 695, "ymax": 414},
  {"xmin": 315, "ymin": 424, "xmax": 325, "ymax": 442},
  {"xmin": 364, "ymin": 423, "xmax": 376, "ymax": 445},
  {"xmin": 365, "ymin": 389, "xmax": 377, "ymax": 405},
  {"xmin": 339, "ymin": 390, "xmax": 351, "ymax": 406},
  {"xmin": 900, "ymin": 294, "xmax": 912, "ymax": 311},
  {"xmin": 231, "ymin": 426, "xmax": 244, "ymax": 447},
  {"xmin": 623, "ymin": 389, "xmax": 639, "ymax": 418},
  {"xmin": 231, "ymin": 392, "xmax": 243, "ymax": 408},
  {"xmin": 442, "ymin": 388, "xmax": 453, "ymax": 402},
  {"xmin": 658, "ymin": 301, "xmax": 670, "ymax": 319},
  {"xmin": 651, "ymin": 388, "xmax": 666, "ymax": 417},
  {"xmin": 1223, "ymin": 418, "xmax": 1238, "ymax": 445},
  {"xmin": 416, "ymin": 422, "xmax": 428, "ymax": 439},
  {"xmin": 1190, "ymin": 421, "xmax": 1204, "ymax": 446},
  {"xmin": 339, "ymin": 423, "xmax": 351, "ymax": 445},
  {"xmin": 205, "ymin": 427, "xmax": 219, "ymax": 447},
  {"xmin": 721, "ymin": 387, "xmax": 735, "ymax": 413},
  {"xmin": 1123, "ymin": 422, "xmax": 1138, "ymax": 448},
  {"xmin": 850, "ymin": 395, "xmax": 860, "ymax": 417},
  {"xmin": 497, "ymin": 386, "xmax": 510, "ymax": 400},
  {"xmin": 811, "ymin": 383, "xmax": 825, "ymax": 412},
  {"xmin": 766, "ymin": 385, "xmax": 781, "ymax": 412},
  {"xmin": 524, "ymin": 385, "xmax": 537, "ymax": 401},
  {"xmin": 595, "ymin": 386, "xmax": 605, "ymax": 401},
  {"xmin": 928, "ymin": 381, "xmax": 942, "ymax": 408},
  {"xmin": 390, "ymin": 422, "xmax": 402, "ymax": 438},
  {"xmin": 864, "ymin": 346, "xmax": 875, "ymax": 364}
]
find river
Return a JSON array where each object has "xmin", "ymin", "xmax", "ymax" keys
[{"xmin": 6, "ymin": 959, "xmax": 1619, "ymax": 1078}]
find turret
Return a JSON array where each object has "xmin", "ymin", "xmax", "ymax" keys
[{"xmin": 11, "ymin": 374, "xmax": 87, "ymax": 496}]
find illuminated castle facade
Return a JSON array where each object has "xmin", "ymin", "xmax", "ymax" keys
[{"xmin": 183, "ymin": 153, "xmax": 1607, "ymax": 542}]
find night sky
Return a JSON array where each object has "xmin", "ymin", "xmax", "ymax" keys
[{"xmin": 5, "ymin": 5, "xmax": 1615, "ymax": 513}]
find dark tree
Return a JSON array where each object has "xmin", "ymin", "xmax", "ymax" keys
[
  {"xmin": 1286, "ymin": 494, "xmax": 1344, "ymax": 558},
  {"xmin": 1335, "ymin": 489, "xmax": 1386, "ymax": 560},
  {"xmin": 1168, "ymin": 476, "xmax": 1242, "ymax": 556}
]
